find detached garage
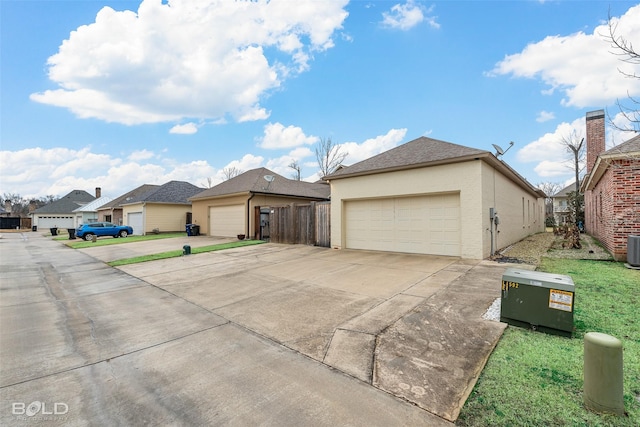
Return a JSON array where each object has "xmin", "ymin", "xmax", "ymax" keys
[{"xmin": 325, "ymin": 137, "xmax": 545, "ymax": 260}]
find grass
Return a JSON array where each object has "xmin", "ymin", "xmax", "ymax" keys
[
  {"xmin": 62, "ymin": 232, "xmax": 187, "ymax": 248},
  {"xmin": 457, "ymin": 258, "xmax": 639, "ymax": 426},
  {"xmin": 107, "ymin": 239, "xmax": 265, "ymax": 266}
]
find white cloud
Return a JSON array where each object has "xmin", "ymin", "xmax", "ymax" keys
[
  {"xmin": 381, "ymin": 1, "xmax": 439, "ymax": 31},
  {"xmin": 259, "ymin": 122, "xmax": 319, "ymax": 149},
  {"xmin": 536, "ymin": 110, "xmax": 555, "ymax": 123},
  {"xmin": 490, "ymin": 5, "xmax": 640, "ymax": 107},
  {"xmin": 30, "ymin": 0, "xmax": 349, "ymax": 125},
  {"xmin": 169, "ymin": 122, "xmax": 199, "ymax": 134},
  {"xmin": 128, "ymin": 149, "xmax": 155, "ymax": 161},
  {"xmin": 339, "ymin": 128, "xmax": 408, "ymax": 164}
]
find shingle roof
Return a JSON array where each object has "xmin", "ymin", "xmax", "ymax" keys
[
  {"xmin": 553, "ymin": 183, "xmax": 579, "ymax": 198},
  {"xmin": 324, "ymin": 136, "xmax": 488, "ymax": 179},
  {"xmin": 190, "ymin": 168, "xmax": 330, "ymax": 200},
  {"xmin": 98, "ymin": 184, "xmax": 160, "ymax": 209},
  {"xmin": 123, "ymin": 181, "xmax": 204, "ymax": 205},
  {"xmin": 603, "ymin": 133, "xmax": 640, "ymax": 155},
  {"xmin": 33, "ymin": 190, "xmax": 95, "ymax": 214}
]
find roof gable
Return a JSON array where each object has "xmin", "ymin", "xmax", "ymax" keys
[
  {"xmin": 190, "ymin": 168, "xmax": 330, "ymax": 200},
  {"xmin": 324, "ymin": 137, "xmax": 487, "ymax": 179},
  {"xmin": 99, "ymin": 184, "xmax": 160, "ymax": 209},
  {"xmin": 73, "ymin": 196, "xmax": 112, "ymax": 212},
  {"xmin": 33, "ymin": 190, "xmax": 95, "ymax": 214},
  {"xmin": 124, "ymin": 181, "xmax": 204, "ymax": 205}
]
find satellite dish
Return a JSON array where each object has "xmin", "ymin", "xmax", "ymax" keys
[
  {"xmin": 492, "ymin": 141, "xmax": 515, "ymax": 158},
  {"xmin": 263, "ymin": 175, "xmax": 275, "ymax": 182}
]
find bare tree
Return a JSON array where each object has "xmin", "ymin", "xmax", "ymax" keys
[
  {"xmin": 288, "ymin": 160, "xmax": 301, "ymax": 181},
  {"xmin": 559, "ymin": 131, "xmax": 584, "ymax": 227},
  {"xmin": 536, "ymin": 182, "xmax": 563, "ymax": 226},
  {"xmin": 222, "ymin": 167, "xmax": 242, "ymax": 181},
  {"xmin": 201, "ymin": 177, "xmax": 215, "ymax": 188},
  {"xmin": 315, "ymin": 137, "xmax": 348, "ymax": 178},
  {"xmin": 605, "ymin": 12, "xmax": 640, "ymax": 133}
]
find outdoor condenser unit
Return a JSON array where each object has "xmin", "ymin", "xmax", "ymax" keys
[{"xmin": 500, "ymin": 268, "xmax": 575, "ymax": 337}]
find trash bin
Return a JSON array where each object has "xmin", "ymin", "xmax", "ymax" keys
[
  {"xmin": 183, "ymin": 245, "xmax": 191, "ymax": 255},
  {"xmin": 67, "ymin": 228, "xmax": 76, "ymax": 239},
  {"xmin": 186, "ymin": 224, "xmax": 193, "ymax": 236},
  {"xmin": 192, "ymin": 225, "xmax": 200, "ymax": 236},
  {"xmin": 50, "ymin": 227, "xmax": 58, "ymax": 236},
  {"xmin": 32, "ymin": 225, "xmax": 37, "ymax": 232}
]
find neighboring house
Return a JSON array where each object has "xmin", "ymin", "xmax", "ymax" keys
[
  {"xmin": 120, "ymin": 181, "xmax": 204, "ymax": 235},
  {"xmin": 324, "ymin": 137, "xmax": 546, "ymax": 259},
  {"xmin": 96, "ymin": 184, "xmax": 159, "ymax": 225},
  {"xmin": 581, "ymin": 109, "xmax": 640, "ymax": 261},
  {"xmin": 189, "ymin": 168, "xmax": 330, "ymax": 238},
  {"xmin": 73, "ymin": 196, "xmax": 112, "ymax": 225},
  {"xmin": 551, "ymin": 183, "xmax": 579, "ymax": 226},
  {"xmin": 31, "ymin": 189, "xmax": 98, "ymax": 229}
]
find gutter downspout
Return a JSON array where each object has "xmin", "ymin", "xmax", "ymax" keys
[{"xmin": 247, "ymin": 192, "xmax": 255, "ymax": 239}]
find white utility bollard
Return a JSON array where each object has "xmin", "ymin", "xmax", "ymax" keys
[{"xmin": 583, "ymin": 332, "xmax": 624, "ymax": 416}]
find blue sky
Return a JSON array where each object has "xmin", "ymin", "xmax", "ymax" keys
[{"xmin": 2, "ymin": 0, "xmax": 639, "ymax": 199}]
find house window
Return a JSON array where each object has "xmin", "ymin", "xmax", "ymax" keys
[
  {"xmin": 105, "ymin": 215, "xmax": 112, "ymax": 222},
  {"xmin": 522, "ymin": 197, "xmax": 525, "ymax": 226}
]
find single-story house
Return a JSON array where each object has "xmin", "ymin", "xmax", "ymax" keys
[
  {"xmin": 120, "ymin": 181, "xmax": 204, "ymax": 235},
  {"xmin": 324, "ymin": 137, "xmax": 546, "ymax": 259},
  {"xmin": 581, "ymin": 109, "xmax": 640, "ymax": 261},
  {"xmin": 189, "ymin": 167, "xmax": 330, "ymax": 238},
  {"xmin": 96, "ymin": 184, "xmax": 159, "ymax": 225},
  {"xmin": 551, "ymin": 183, "xmax": 579, "ymax": 226},
  {"xmin": 31, "ymin": 189, "xmax": 98, "ymax": 230},
  {"xmin": 73, "ymin": 196, "xmax": 112, "ymax": 225}
]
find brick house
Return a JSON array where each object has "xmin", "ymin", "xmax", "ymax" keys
[{"xmin": 581, "ymin": 109, "xmax": 640, "ymax": 261}]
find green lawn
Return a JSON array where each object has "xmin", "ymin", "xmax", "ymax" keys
[
  {"xmin": 61, "ymin": 232, "xmax": 187, "ymax": 248},
  {"xmin": 107, "ymin": 240, "xmax": 265, "ymax": 266},
  {"xmin": 457, "ymin": 259, "xmax": 639, "ymax": 426}
]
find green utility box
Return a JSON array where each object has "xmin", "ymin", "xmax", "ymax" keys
[{"xmin": 500, "ymin": 268, "xmax": 575, "ymax": 337}]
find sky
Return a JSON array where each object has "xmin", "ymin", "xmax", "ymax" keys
[{"xmin": 1, "ymin": 0, "xmax": 639, "ymax": 200}]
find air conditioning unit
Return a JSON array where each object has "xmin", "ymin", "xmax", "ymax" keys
[
  {"xmin": 500, "ymin": 268, "xmax": 575, "ymax": 337},
  {"xmin": 627, "ymin": 235, "xmax": 640, "ymax": 267}
]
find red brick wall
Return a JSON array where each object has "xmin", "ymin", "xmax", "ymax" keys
[{"xmin": 585, "ymin": 158, "xmax": 640, "ymax": 261}]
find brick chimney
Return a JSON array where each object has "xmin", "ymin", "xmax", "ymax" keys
[
  {"xmin": 95, "ymin": 187, "xmax": 102, "ymax": 198},
  {"xmin": 585, "ymin": 110, "xmax": 605, "ymax": 175},
  {"xmin": 4, "ymin": 200, "xmax": 11, "ymax": 214}
]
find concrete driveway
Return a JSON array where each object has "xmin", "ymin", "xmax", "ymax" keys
[{"xmin": 1, "ymin": 233, "xmax": 508, "ymax": 425}]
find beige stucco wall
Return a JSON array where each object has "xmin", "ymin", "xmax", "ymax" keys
[
  {"xmin": 330, "ymin": 160, "xmax": 544, "ymax": 259},
  {"xmin": 122, "ymin": 203, "xmax": 192, "ymax": 234},
  {"xmin": 191, "ymin": 193, "xmax": 326, "ymax": 237}
]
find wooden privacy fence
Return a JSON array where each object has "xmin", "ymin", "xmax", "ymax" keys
[{"xmin": 268, "ymin": 201, "xmax": 330, "ymax": 247}]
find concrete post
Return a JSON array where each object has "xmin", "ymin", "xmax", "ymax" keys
[{"xmin": 584, "ymin": 332, "xmax": 624, "ymax": 415}]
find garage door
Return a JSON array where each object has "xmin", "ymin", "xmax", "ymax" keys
[
  {"xmin": 127, "ymin": 212, "xmax": 143, "ymax": 235},
  {"xmin": 345, "ymin": 194, "xmax": 460, "ymax": 256},
  {"xmin": 209, "ymin": 205, "xmax": 244, "ymax": 237},
  {"xmin": 37, "ymin": 216, "xmax": 74, "ymax": 229}
]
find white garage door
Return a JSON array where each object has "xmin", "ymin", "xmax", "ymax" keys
[
  {"xmin": 37, "ymin": 216, "xmax": 74, "ymax": 229},
  {"xmin": 127, "ymin": 212, "xmax": 143, "ymax": 235},
  {"xmin": 209, "ymin": 205, "xmax": 244, "ymax": 237},
  {"xmin": 345, "ymin": 194, "xmax": 460, "ymax": 256}
]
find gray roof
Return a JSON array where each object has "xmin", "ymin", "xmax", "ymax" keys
[
  {"xmin": 553, "ymin": 183, "xmax": 579, "ymax": 198},
  {"xmin": 33, "ymin": 190, "xmax": 95, "ymax": 214},
  {"xmin": 98, "ymin": 184, "xmax": 160, "ymax": 209},
  {"xmin": 324, "ymin": 136, "xmax": 488, "ymax": 179},
  {"xmin": 190, "ymin": 168, "xmax": 330, "ymax": 200},
  {"xmin": 123, "ymin": 181, "xmax": 204, "ymax": 205},
  {"xmin": 604, "ymin": 133, "xmax": 640, "ymax": 155}
]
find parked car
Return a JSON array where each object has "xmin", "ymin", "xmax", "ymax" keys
[{"xmin": 75, "ymin": 222, "xmax": 133, "ymax": 241}]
